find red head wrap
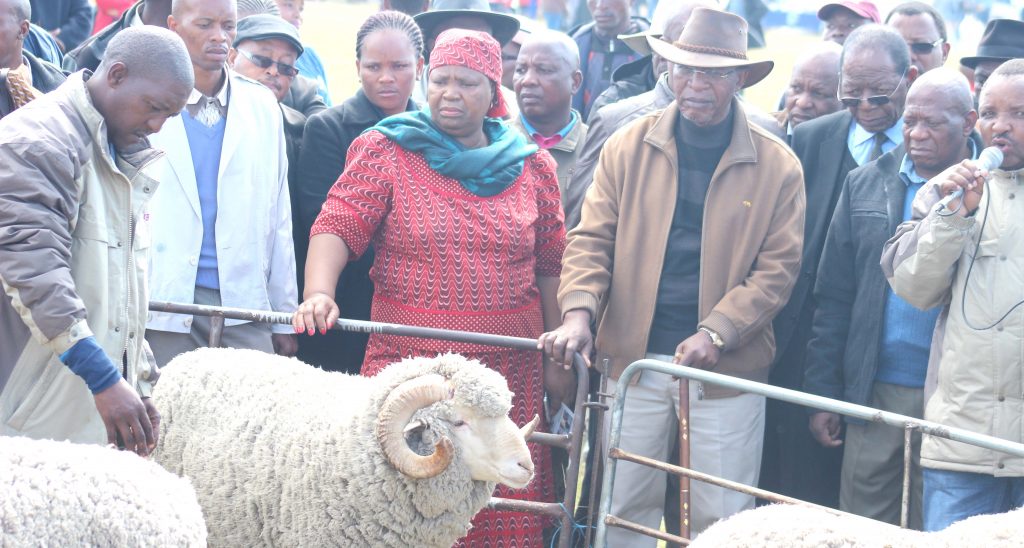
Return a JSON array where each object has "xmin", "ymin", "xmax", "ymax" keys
[{"xmin": 429, "ymin": 28, "xmax": 508, "ymax": 119}]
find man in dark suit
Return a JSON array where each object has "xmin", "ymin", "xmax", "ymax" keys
[
  {"xmin": 28, "ymin": 0, "xmax": 93, "ymax": 52},
  {"xmin": 804, "ymin": 67, "xmax": 980, "ymax": 530},
  {"xmin": 760, "ymin": 24, "xmax": 917, "ymax": 508}
]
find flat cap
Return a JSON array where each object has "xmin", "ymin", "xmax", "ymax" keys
[{"xmin": 233, "ymin": 14, "xmax": 304, "ymax": 55}]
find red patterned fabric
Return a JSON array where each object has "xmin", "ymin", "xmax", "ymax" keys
[
  {"xmin": 312, "ymin": 130, "xmax": 566, "ymax": 547},
  {"xmin": 430, "ymin": 28, "xmax": 509, "ymax": 119}
]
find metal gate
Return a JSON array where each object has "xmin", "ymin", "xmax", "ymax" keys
[
  {"xmin": 148, "ymin": 301, "xmax": 598, "ymax": 548},
  {"xmin": 595, "ymin": 358, "xmax": 1024, "ymax": 546}
]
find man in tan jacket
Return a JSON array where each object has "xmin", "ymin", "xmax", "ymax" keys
[
  {"xmin": 0, "ymin": 26, "xmax": 192, "ymax": 454},
  {"xmin": 882, "ymin": 59, "xmax": 1024, "ymax": 531},
  {"xmin": 540, "ymin": 8, "xmax": 804, "ymax": 543}
]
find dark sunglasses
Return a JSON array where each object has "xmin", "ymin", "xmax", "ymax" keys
[
  {"xmin": 908, "ymin": 38, "xmax": 944, "ymax": 55},
  {"xmin": 238, "ymin": 49, "xmax": 299, "ymax": 77},
  {"xmin": 837, "ymin": 70, "xmax": 907, "ymax": 108}
]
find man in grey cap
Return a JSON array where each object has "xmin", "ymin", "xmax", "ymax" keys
[
  {"xmin": 228, "ymin": 12, "xmax": 308, "ymax": 299},
  {"xmin": 960, "ymin": 18, "xmax": 1024, "ymax": 108}
]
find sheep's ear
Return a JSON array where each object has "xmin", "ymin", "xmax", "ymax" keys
[{"xmin": 403, "ymin": 420, "xmax": 427, "ymax": 436}]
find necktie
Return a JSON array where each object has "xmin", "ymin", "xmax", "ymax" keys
[
  {"xmin": 196, "ymin": 96, "xmax": 223, "ymax": 128},
  {"xmin": 869, "ymin": 132, "xmax": 887, "ymax": 162}
]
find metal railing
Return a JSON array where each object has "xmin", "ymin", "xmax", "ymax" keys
[
  {"xmin": 595, "ymin": 358, "xmax": 1024, "ymax": 547},
  {"xmin": 148, "ymin": 301, "xmax": 594, "ymax": 548}
]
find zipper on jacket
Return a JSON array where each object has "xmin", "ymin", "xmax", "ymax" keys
[
  {"xmin": 117, "ymin": 150, "xmax": 164, "ymax": 380},
  {"xmin": 122, "ymin": 208, "xmax": 133, "ymax": 379}
]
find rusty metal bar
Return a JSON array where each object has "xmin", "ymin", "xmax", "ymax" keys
[
  {"xmin": 583, "ymin": 374, "xmax": 611, "ymax": 548},
  {"xmin": 527, "ymin": 432, "xmax": 571, "ymax": 450},
  {"xmin": 595, "ymin": 359, "xmax": 1024, "ymax": 547},
  {"xmin": 208, "ymin": 316, "xmax": 224, "ymax": 348},
  {"xmin": 613, "ymin": 447, "xmax": 832, "ymax": 512},
  {"xmin": 616, "ymin": 360, "xmax": 1024, "ymax": 458},
  {"xmin": 900, "ymin": 423, "xmax": 916, "ymax": 529},
  {"xmin": 604, "ymin": 515, "xmax": 690, "ymax": 546},
  {"xmin": 487, "ymin": 497, "xmax": 562, "ymax": 516},
  {"xmin": 678, "ymin": 378, "xmax": 691, "ymax": 540},
  {"xmin": 149, "ymin": 301, "xmax": 589, "ymax": 548}
]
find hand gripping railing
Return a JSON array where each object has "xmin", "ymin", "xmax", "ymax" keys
[
  {"xmin": 148, "ymin": 301, "xmax": 592, "ymax": 548},
  {"xmin": 595, "ymin": 358, "xmax": 1024, "ymax": 547}
]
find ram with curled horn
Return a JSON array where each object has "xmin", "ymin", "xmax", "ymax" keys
[{"xmin": 152, "ymin": 349, "xmax": 539, "ymax": 547}]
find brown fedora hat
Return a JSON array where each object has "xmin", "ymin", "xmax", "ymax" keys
[{"xmin": 646, "ymin": 7, "xmax": 773, "ymax": 88}]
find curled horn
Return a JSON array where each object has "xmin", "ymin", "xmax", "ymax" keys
[
  {"xmin": 521, "ymin": 414, "xmax": 540, "ymax": 439},
  {"xmin": 376, "ymin": 374, "xmax": 455, "ymax": 479}
]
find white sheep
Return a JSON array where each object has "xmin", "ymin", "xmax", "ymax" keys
[
  {"xmin": 689, "ymin": 502, "xmax": 1024, "ymax": 547},
  {"xmin": 152, "ymin": 348, "xmax": 539, "ymax": 547},
  {"xmin": 0, "ymin": 436, "xmax": 207, "ymax": 547}
]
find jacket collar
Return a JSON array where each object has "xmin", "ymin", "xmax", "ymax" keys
[
  {"xmin": 66, "ymin": 71, "xmax": 162, "ymax": 173},
  {"xmin": 644, "ymin": 97, "xmax": 758, "ymax": 169},
  {"xmin": 653, "ymin": 75, "xmax": 674, "ymax": 107},
  {"xmin": 347, "ymin": 88, "xmax": 414, "ymax": 126},
  {"xmin": 23, "ymin": 50, "xmax": 66, "ymax": 94},
  {"xmin": 555, "ymin": 111, "xmax": 586, "ymax": 151}
]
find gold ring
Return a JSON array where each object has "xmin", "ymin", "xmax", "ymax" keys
[{"xmin": 674, "ymin": 353, "xmax": 683, "ymax": 361}]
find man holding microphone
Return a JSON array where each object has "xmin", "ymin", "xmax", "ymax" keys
[{"xmin": 882, "ymin": 59, "xmax": 1024, "ymax": 531}]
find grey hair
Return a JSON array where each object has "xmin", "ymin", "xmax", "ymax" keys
[
  {"xmin": 520, "ymin": 29, "xmax": 580, "ymax": 70},
  {"xmin": 99, "ymin": 26, "xmax": 195, "ymax": 89},
  {"xmin": 841, "ymin": 24, "xmax": 912, "ymax": 76},
  {"xmin": 991, "ymin": 58, "xmax": 1024, "ymax": 80},
  {"xmin": 10, "ymin": 0, "xmax": 30, "ymax": 20},
  {"xmin": 237, "ymin": 0, "xmax": 279, "ymax": 18},
  {"xmin": 908, "ymin": 67, "xmax": 972, "ymax": 115}
]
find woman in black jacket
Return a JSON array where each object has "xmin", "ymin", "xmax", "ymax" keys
[{"xmin": 295, "ymin": 10, "xmax": 423, "ymax": 372}]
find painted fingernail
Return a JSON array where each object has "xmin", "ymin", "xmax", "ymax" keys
[
  {"xmin": 294, "ymin": 326, "xmax": 301, "ymax": 334},
  {"xmin": 320, "ymin": 328, "xmax": 327, "ymax": 335},
  {"xmin": 307, "ymin": 329, "xmax": 314, "ymax": 336}
]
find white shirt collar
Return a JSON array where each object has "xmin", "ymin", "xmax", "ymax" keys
[{"xmin": 187, "ymin": 68, "xmax": 231, "ymax": 106}]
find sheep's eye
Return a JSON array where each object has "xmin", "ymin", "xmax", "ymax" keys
[{"xmin": 452, "ymin": 419, "xmax": 466, "ymax": 427}]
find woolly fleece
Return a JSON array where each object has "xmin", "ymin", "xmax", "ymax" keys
[
  {"xmin": 690, "ymin": 502, "xmax": 1024, "ymax": 547},
  {"xmin": 0, "ymin": 436, "xmax": 207, "ymax": 547},
  {"xmin": 153, "ymin": 348, "xmax": 517, "ymax": 547}
]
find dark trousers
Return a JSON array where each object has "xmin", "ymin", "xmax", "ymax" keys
[{"xmin": 758, "ymin": 312, "xmax": 843, "ymax": 507}]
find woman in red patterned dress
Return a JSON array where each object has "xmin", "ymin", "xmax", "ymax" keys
[{"xmin": 294, "ymin": 28, "xmax": 572, "ymax": 547}]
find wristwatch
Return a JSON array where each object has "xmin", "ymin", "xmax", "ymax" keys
[{"xmin": 699, "ymin": 327, "xmax": 725, "ymax": 351}]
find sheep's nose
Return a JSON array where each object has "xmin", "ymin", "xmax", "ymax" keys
[{"xmin": 518, "ymin": 459, "xmax": 535, "ymax": 474}]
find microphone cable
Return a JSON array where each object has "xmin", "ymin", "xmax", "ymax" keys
[{"xmin": 948, "ymin": 178, "xmax": 1024, "ymax": 331}]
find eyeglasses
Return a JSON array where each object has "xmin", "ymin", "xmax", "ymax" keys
[
  {"xmin": 672, "ymin": 64, "xmax": 738, "ymax": 81},
  {"xmin": 837, "ymin": 70, "xmax": 907, "ymax": 108},
  {"xmin": 237, "ymin": 49, "xmax": 299, "ymax": 77},
  {"xmin": 908, "ymin": 38, "xmax": 944, "ymax": 55}
]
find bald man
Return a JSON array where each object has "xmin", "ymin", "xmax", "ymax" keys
[
  {"xmin": 805, "ymin": 69, "xmax": 981, "ymax": 528},
  {"xmin": 0, "ymin": 0, "xmax": 66, "ymax": 118},
  {"xmin": 776, "ymin": 42, "xmax": 842, "ymax": 142},
  {"xmin": 0, "ymin": 26, "xmax": 192, "ymax": 453},
  {"xmin": 511, "ymin": 31, "xmax": 585, "ymax": 213},
  {"xmin": 883, "ymin": 59, "xmax": 1024, "ymax": 532},
  {"xmin": 145, "ymin": 0, "xmax": 299, "ymax": 366}
]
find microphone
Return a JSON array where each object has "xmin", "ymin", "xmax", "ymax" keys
[{"xmin": 936, "ymin": 146, "xmax": 1004, "ymax": 212}]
